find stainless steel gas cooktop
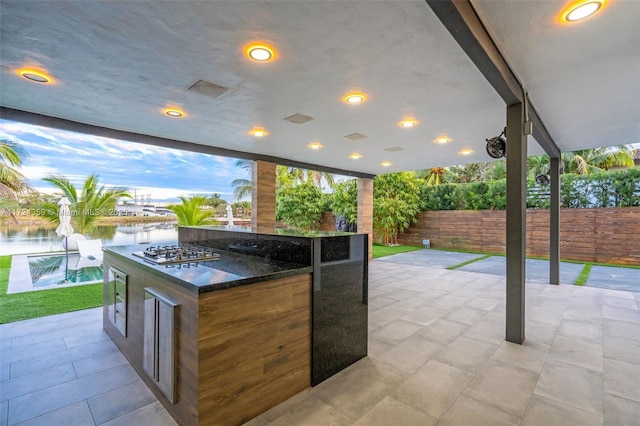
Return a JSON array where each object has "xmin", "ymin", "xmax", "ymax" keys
[{"xmin": 132, "ymin": 244, "xmax": 220, "ymax": 265}]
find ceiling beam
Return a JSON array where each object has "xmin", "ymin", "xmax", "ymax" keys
[
  {"xmin": 426, "ymin": 0, "xmax": 561, "ymax": 158},
  {"xmin": 527, "ymin": 96, "xmax": 561, "ymax": 159},
  {"xmin": 0, "ymin": 107, "xmax": 375, "ymax": 179}
]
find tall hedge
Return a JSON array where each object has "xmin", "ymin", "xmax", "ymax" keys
[
  {"xmin": 374, "ymin": 172, "xmax": 422, "ymax": 245},
  {"xmin": 421, "ymin": 168, "xmax": 639, "ymax": 210},
  {"xmin": 276, "ymin": 183, "xmax": 324, "ymax": 229}
]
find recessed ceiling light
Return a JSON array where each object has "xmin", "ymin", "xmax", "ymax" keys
[
  {"xmin": 163, "ymin": 108, "xmax": 185, "ymax": 118},
  {"xmin": 459, "ymin": 148, "xmax": 474, "ymax": 156},
  {"xmin": 308, "ymin": 142, "xmax": 323, "ymax": 150},
  {"xmin": 381, "ymin": 161, "xmax": 392, "ymax": 167},
  {"xmin": 349, "ymin": 152, "xmax": 363, "ymax": 159},
  {"xmin": 17, "ymin": 69, "xmax": 53, "ymax": 84},
  {"xmin": 399, "ymin": 119, "xmax": 418, "ymax": 128},
  {"xmin": 245, "ymin": 44, "xmax": 276, "ymax": 62},
  {"xmin": 343, "ymin": 92, "xmax": 367, "ymax": 104},
  {"xmin": 249, "ymin": 127, "xmax": 268, "ymax": 137},
  {"xmin": 562, "ymin": 0, "xmax": 604, "ymax": 22},
  {"xmin": 435, "ymin": 136, "xmax": 450, "ymax": 144}
]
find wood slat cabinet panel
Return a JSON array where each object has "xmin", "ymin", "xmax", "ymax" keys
[{"xmin": 197, "ymin": 274, "xmax": 311, "ymax": 426}]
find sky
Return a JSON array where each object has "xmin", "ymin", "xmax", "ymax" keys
[{"xmin": 0, "ymin": 119, "xmax": 247, "ymax": 204}]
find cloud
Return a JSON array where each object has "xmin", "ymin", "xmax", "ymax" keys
[
  {"xmin": 129, "ymin": 186, "xmax": 234, "ymax": 203},
  {"xmin": 1, "ymin": 119, "xmax": 245, "ymax": 199},
  {"xmin": 21, "ymin": 165, "xmax": 59, "ymax": 181}
]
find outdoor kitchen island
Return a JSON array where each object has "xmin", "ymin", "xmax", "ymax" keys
[{"xmin": 102, "ymin": 226, "xmax": 368, "ymax": 426}]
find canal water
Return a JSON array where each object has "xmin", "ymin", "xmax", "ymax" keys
[{"xmin": 0, "ymin": 222, "xmax": 179, "ymax": 255}]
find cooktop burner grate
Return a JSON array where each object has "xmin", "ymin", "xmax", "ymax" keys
[{"xmin": 133, "ymin": 244, "xmax": 220, "ymax": 265}]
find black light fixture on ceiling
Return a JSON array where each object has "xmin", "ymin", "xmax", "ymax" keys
[{"xmin": 486, "ymin": 128, "xmax": 507, "ymax": 159}]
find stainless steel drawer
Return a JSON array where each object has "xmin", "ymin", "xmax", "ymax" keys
[
  {"xmin": 143, "ymin": 288, "xmax": 178, "ymax": 404},
  {"xmin": 107, "ymin": 266, "xmax": 127, "ymax": 337}
]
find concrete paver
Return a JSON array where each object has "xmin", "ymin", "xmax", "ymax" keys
[
  {"xmin": 586, "ymin": 265, "xmax": 640, "ymax": 293},
  {"xmin": 457, "ymin": 256, "xmax": 584, "ymax": 285},
  {"xmin": 392, "ymin": 249, "xmax": 639, "ymax": 293},
  {"xmin": 1, "ymin": 250, "xmax": 638, "ymax": 425},
  {"xmin": 376, "ymin": 249, "xmax": 483, "ymax": 269}
]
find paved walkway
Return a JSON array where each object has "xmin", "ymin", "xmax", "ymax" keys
[
  {"xmin": 1, "ymin": 254, "xmax": 639, "ymax": 425},
  {"xmin": 378, "ymin": 249, "xmax": 640, "ymax": 292}
]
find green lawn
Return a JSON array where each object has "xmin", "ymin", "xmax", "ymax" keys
[
  {"xmin": 0, "ymin": 255, "xmax": 10, "ymax": 294},
  {"xmin": 447, "ymin": 254, "xmax": 493, "ymax": 270},
  {"xmin": 575, "ymin": 263, "xmax": 593, "ymax": 286},
  {"xmin": 372, "ymin": 243, "xmax": 423, "ymax": 259},
  {"xmin": 0, "ymin": 255, "xmax": 103, "ymax": 324}
]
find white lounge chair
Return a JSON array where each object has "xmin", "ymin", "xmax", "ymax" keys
[{"xmin": 76, "ymin": 239, "xmax": 104, "ymax": 261}]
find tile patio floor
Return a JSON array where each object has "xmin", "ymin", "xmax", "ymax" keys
[{"xmin": 1, "ymin": 256, "xmax": 639, "ymax": 425}]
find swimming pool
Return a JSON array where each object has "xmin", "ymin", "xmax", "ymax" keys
[{"xmin": 28, "ymin": 253, "xmax": 103, "ymax": 288}]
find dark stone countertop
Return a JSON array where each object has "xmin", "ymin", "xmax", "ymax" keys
[
  {"xmin": 103, "ymin": 244, "xmax": 313, "ymax": 294},
  {"xmin": 182, "ymin": 225, "xmax": 358, "ymax": 238}
]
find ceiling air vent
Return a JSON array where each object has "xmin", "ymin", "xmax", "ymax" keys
[
  {"xmin": 188, "ymin": 80, "xmax": 229, "ymax": 98},
  {"xmin": 283, "ymin": 113, "xmax": 314, "ymax": 124},
  {"xmin": 343, "ymin": 132, "xmax": 367, "ymax": 140},
  {"xmin": 384, "ymin": 146, "xmax": 404, "ymax": 152}
]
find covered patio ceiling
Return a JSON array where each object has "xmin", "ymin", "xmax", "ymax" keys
[{"xmin": 1, "ymin": 0, "xmax": 638, "ymax": 176}]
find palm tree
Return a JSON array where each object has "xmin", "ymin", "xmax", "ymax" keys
[
  {"xmin": 41, "ymin": 174, "xmax": 131, "ymax": 234},
  {"xmin": 231, "ymin": 159, "xmax": 336, "ymax": 200},
  {"xmin": 415, "ymin": 167, "xmax": 459, "ymax": 185},
  {"xmin": 289, "ymin": 168, "xmax": 335, "ymax": 188},
  {"xmin": 167, "ymin": 196, "xmax": 219, "ymax": 226},
  {"xmin": 231, "ymin": 159, "xmax": 253, "ymax": 200},
  {"xmin": 425, "ymin": 167, "xmax": 446, "ymax": 186},
  {"xmin": 205, "ymin": 193, "xmax": 227, "ymax": 208},
  {"xmin": 528, "ymin": 145, "xmax": 635, "ymax": 178},
  {"xmin": 563, "ymin": 146, "xmax": 634, "ymax": 174},
  {"xmin": 232, "ymin": 201, "xmax": 251, "ymax": 218},
  {"xmin": 276, "ymin": 166, "xmax": 298, "ymax": 190},
  {"xmin": 1, "ymin": 140, "xmax": 32, "ymax": 223}
]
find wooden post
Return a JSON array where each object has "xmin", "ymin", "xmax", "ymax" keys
[
  {"xmin": 251, "ymin": 160, "xmax": 276, "ymax": 230},
  {"xmin": 357, "ymin": 178, "xmax": 374, "ymax": 260}
]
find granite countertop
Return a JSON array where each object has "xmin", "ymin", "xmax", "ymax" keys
[
  {"xmin": 183, "ymin": 225, "xmax": 358, "ymax": 238},
  {"xmin": 103, "ymin": 244, "xmax": 312, "ymax": 294}
]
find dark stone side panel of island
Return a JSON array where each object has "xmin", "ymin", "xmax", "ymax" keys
[
  {"xmin": 312, "ymin": 236, "xmax": 368, "ymax": 385},
  {"xmin": 179, "ymin": 226, "xmax": 368, "ymax": 386}
]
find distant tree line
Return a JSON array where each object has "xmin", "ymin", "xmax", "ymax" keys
[{"xmin": 421, "ymin": 168, "xmax": 639, "ymax": 210}]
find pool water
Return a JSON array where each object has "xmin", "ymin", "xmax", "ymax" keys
[{"xmin": 28, "ymin": 254, "xmax": 104, "ymax": 288}]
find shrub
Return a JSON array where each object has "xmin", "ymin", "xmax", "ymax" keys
[
  {"xmin": 276, "ymin": 183, "xmax": 324, "ymax": 229},
  {"xmin": 328, "ymin": 180, "xmax": 358, "ymax": 224},
  {"xmin": 420, "ymin": 168, "xmax": 639, "ymax": 210},
  {"xmin": 374, "ymin": 172, "xmax": 421, "ymax": 245}
]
